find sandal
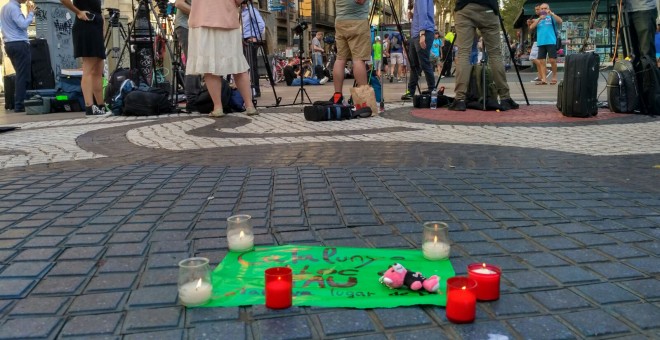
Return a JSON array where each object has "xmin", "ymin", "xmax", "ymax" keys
[
  {"xmin": 535, "ymin": 81, "xmax": 548, "ymax": 85},
  {"xmin": 549, "ymin": 80, "xmax": 558, "ymax": 85}
]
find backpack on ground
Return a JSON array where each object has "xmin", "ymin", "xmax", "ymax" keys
[
  {"xmin": 637, "ymin": 56, "xmax": 660, "ymax": 115},
  {"xmin": 187, "ymin": 77, "xmax": 244, "ymax": 114},
  {"xmin": 466, "ymin": 64, "xmax": 501, "ymax": 111},
  {"xmin": 606, "ymin": 60, "xmax": 638, "ymax": 113},
  {"xmin": 123, "ymin": 87, "xmax": 174, "ymax": 116},
  {"xmin": 105, "ymin": 68, "xmax": 131, "ymax": 105},
  {"xmin": 303, "ymin": 101, "xmax": 372, "ymax": 121}
]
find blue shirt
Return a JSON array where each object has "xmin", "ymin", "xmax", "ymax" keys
[
  {"xmin": 536, "ymin": 16, "xmax": 557, "ymax": 47},
  {"xmin": 410, "ymin": 0, "xmax": 435, "ymax": 38},
  {"xmin": 241, "ymin": 4, "xmax": 265, "ymax": 39},
  {"xmin": 431, "ymin": 38, "xmax": 441, "ymax": 57},
  {"xmin": 390, "ymin": 33, "xmax": 403, "ymax": 53},
  {"xmin": 1, "ymin": 0, "xmax": 33, "ymax": 43}
]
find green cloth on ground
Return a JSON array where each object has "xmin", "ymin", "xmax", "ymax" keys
[{"xmin": 205, "ymin": 245, "xmax": 455, "ymax": 308}]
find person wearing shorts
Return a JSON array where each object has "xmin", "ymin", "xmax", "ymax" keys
[
  {"xmin": 529, "ymin": 3, "xmax": 561, "ymax": 84},
  {"xmin": 389, "ymin": 32, "xmax": 404, "ymax": 81},
  {"xmin": 330, "ymin": 0, "xmax": 370, "ymax": 104}
]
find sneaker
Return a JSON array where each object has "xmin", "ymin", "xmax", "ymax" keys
[
  {"xmin": 87, "ymin": 105, "xmax": 111, "ymax": 117},
  {"xmin": 500, "ymin": 98, "xmax": 519, "ymax": 111},
  {"xmin": 209, "ymin": 109, "xmax": 225, "ymax": 117},
  {"xmin": 448, "ymin": 99, "xmax": 466, "ymax": 111},
  {"xmin": 245, "ymin": 107, "xmax": 259, "ymax": 116},
  {"xmin": 319, "ymin": 76, "xmax": 329, "ymax": 85},
  {"xmin": 401, "ymin": 91, "xmax": 413, "ymax": 100},
  {"xmin": 397, "ymin": 78, "xmax": 403, "ymax": 82},
  {"xmin": 330, "ymin": 92, "xmax": 344, "ymax": 105}
]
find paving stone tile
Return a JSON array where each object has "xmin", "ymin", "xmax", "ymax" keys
[
  {"xmin": 187, "ymin": 307, "xmax": 240, "ymax": 324},
  {"xmin": 392, "ymin": 328, "xmax": 450, "ymax": 340},
  {"xmin": 32, "ymin": 276, "xmax": 87, "ymax": 295},
  {"xmin": 279, "ymin": 231, "xmax": 317, "ymax": 243},
  {"xmin": 576, "ymin": 282, "xmax": 641, "ymax": 305},
  {"xmin": 490, "ymin": 294, "xmax": 541, "ymax": 316},
  {"xmin": 108, "ymin": 232, "xmax": 149, "ymax": 244},
  {"xmin": 635, "ymin": 241, "xmax": 660, "ymax": 255},
  {"xmin": 8, "ymin": 296, "xmax": 69, "ymax": 316},
  {"xmin": 343, "ymin": 214, "xmax": 379, "ymax": 226},
  {"xmin": 456, "ymin": 243, "xmax": 505, "ymax": 256},
  {"xmin": 508, "ymin": 316, "xmax": 575, "ymax": 340},
  {"xmin": 0, "ymin": 250, "xmax": 16, "ymax": 262},
  {"xmin": 123, "ymin": 329, "xmax": 185, "ymax": 340},
  {"xmin": 529, "ymin": 289, "xmax": 592, "ymax": 311},
  {"xmin": 373, "ymin": 308, "xmax": 433, "ymax": 328},
  {"xmin": 58, "ymin": 246, "xmax": 105, "ymax": 261},
  {"xmin": 0, "ymin": 316, "xmax": 62, "ymax": 339},
  {"xmin": 561, "ymin": 309, "xmax": 631, "ymax": 337},
  {"xmin": 597, "ymin": 244, "xmax": 650, "ymax": 259},
  {"xmin": 127, "ymin": 286, "xmax": 178, "ymax": 307},
  {"xmin": 147, "ymin": 253, "xmax": 190, "ymax": 269},
  {"xmin": 85, "ymin": 273, "xmax": 138, "ymax": 292},
  {"xmin": 504, "ymin": 270, "xmax": 559, "ymax": 290},
  {"xmin": 254, "ymin": 315, "xmax": 313, "ymax": 339},
  {"xmin": 614, "ymin": 303, "xmax": 660, "ymax": 330},
  {"xmin": 318, "ymin": 309, "xmax": 376, "ymax": 336},
  {"xmin": 65, "ymin": 234, "xmax": 108, "ymax": 246},
  {"xmin": 67, "ymin": 292, "xmax": 126, "ymax": 313},
  {"xmin": 557, "ymin": 249, "xmax": 610, "ymax": 264},
  {"xmin": 586, "ymin": 263, "xmax": 646, "ymax": 280},
  {"xmin": 77, "ymin": 224, "xmax": 116, "ymax": 234},
  {"xmin": 482, "ymin": 256, "xmax": 527, "ymax": 271},
  {"xmin": 13, "ymin": 248, "xmax": 61, "ymax": 261},
  {"xmin": 60, "ymin": 312, "xmax": 123, "ymax": 336},
  {"xmin": 542, "ymin": 266, "xmax": 601, "ymax": 284},
  {"xmin": 450, "ymin": 231, "xmax": 487, "ymax": 243},
  {"xmin": 189, "ymin": 320, "xmax": 248, "ymax": 340},
  {"xmin": 367, "ymin": 235, "xmax": 412, "ymax": 248},
  {"xmin": 48, "ymin": 260, "xmax": 97, "ymax": 277},
  {"xmin": 123, "ymin": 306, "xmax": 182, "ymax": 332},
  {"xmin": 21, "ymin": 236, "xmax": 66, "ymax": 248},
  {"xmin": 105, "ymin": 243, "xmax": 149, "ymax": 257},
  {"xmin": 495, "ymin": 239, "xmax": 542, "ymax": 253},
  {"xmin": 0, "ymin": 261, "xmax": 53, "ymax": 278},
  {"xmin": 140, "ymin": 268, "xmax": 179, "ymax": 287},
  {"xmin": 97, "ymin": 257, "xmax": 145, "ymax": 273},
  {"xmin": 316, "ymin": 228, "xmax": 355, "ymax": 240},
  {"xmin": 608, "ymin": 231, "xmax": 654, "ymax": 243},
  {"xmin": 323, "ymin": 238, "xmax": 368, "ymax": 248},
  {"xmin": 480, "ymin": 229, "xmax": 523, "ymax": 240},
  {"xmin": 620, "ymin": 278, "xmax": 660, "ymax": 299},
  {"xmin": 453, "ymin": 320, "xmax": 515, "ymax": 340}
]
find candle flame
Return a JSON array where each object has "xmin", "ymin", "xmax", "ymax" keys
[
  {"xmin": 196, "ymin": 278, "xmax": 202, "ymax": 290},
  {"xmin": 277, "ymin": 276, "xmax": 282, "ymax": 281},
  {"xmin": 433, "ymin": 235, "xmax": 438, "ymax": 244},
  {"xmin": 461, "ymin": 286, "xmax": 466, "ymax": 290},
  {"xmin": 482, "ymin": 263, "xmax": 487, "ymax": 268},
  {"xmin": 239, "ymin": 230, "xmax": 244, "ymax": 239}
]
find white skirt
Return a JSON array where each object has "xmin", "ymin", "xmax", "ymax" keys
[{"xmin": 187, "ymin": 27, "xmax": 249, "ymax": 76}]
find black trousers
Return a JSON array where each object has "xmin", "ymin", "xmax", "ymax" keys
[
  {"xmin": 5, "ymin": 41, "xmax": 31, "ymax": 110},
  {"xmin": 243, "ymin": 40, "xmax": 260, "ymax": 95}
]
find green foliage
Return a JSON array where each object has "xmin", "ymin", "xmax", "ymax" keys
[{"xmin": 500, "ymin": 0, "xmax": 527, "ymax": 40}]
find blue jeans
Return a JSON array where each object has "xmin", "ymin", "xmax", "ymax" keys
[
  {"xmin": 312, "ymin": 52, "xmax": 323, "ymax": 77},
  {"xmin": 291, "ymin": 77, "xmax": 320, "ymax": 86},
  {"xmin": 407, "ymin": 33, "xmax": 435, "ymax": 94},
  {"xmin": 5, "ymin": 41, "xmax": 31, "ymax": 110}
]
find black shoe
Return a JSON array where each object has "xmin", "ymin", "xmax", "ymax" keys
[
  {"xmin": 401, "ymin": 91, "xmax": 413, "ymax": 100},
  {"xmin": 254, "ymin": 92, "xmax": 261, "ymax": 98},
  {"xmin": 330, "ymin": 92, "xmax": 344, "ymax": 105},
  {"xmin": 448, "ymin": 100, "xmax": 466, "ymax": 111},
  {"xmin": 500, "ymin": 98, "xmax": 519, "ymax": 111},
  {"xmin": 13, "ymin": 108, "xmax": 25, "ymax": 113}
]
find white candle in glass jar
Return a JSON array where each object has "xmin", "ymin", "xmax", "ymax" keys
[
  {"xmin": 422, "ymin": 238, "xmax": 450, "ymax": 260},
  {"xmin": 179, "ymin": 278, "xmax": 212, "ymax": 306},
  {"xmin": 227, "ymin": 230, "xmax": 254, "ymax": 252},
  {"xmin": 471, "ymin": 267, "xmax": 497, "ymax": 275}
]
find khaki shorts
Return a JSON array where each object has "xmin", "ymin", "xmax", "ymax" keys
[{"xmin": 335, "ymin": 19, "xmax": 371, "ymax": 61}]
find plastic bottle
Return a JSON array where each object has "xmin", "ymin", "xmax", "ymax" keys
[{"xmin": 430, "ymin": 89, "xmax": 438, "ymax": 109}]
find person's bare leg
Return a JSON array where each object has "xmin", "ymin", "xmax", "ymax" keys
[
  {"xmin": 533, "ymin": 59, "xmax": 543, "ymax": 80},
  {"xmin": 204, "ymin": 74, "xmax": 223, "ymax": 112},
  {"xmin": 233, "ymin": 71, "xmax": 254, "ymax": 108},
  {"xmin": 90, "ymin": 58, "xmax": 104, "ymax": 106},
  {"xmin": 549, "ymin": 58, "xmax": 558, "ymax": 83},
  {"xmin": 333, "ymin": 59, "xmax": 347, "ymax": 93},
  {"xmin": 538, "ymin": 60, "xmax": 548, "ymax": 83},
  {"xmin": 81, "ymin": 58, "xmax": 96, "ymax": 107},
  {"xmin": 352, "ymin": 59, "xmax": 368, "ymax": 86}
]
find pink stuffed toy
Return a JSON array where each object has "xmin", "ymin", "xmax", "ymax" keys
[{"xmin": 379, "ymin": 263, "xmax": 440, "ymax": 293}]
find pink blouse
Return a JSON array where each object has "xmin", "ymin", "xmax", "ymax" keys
[{"xmin": 189, "ymin": 0, "xmax": 240, "ymax": 29}]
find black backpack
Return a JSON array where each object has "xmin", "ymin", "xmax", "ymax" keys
[
  {"xmin": 123, "ymin": 87, "xmax": 174, "ymax": 116},
  {"xmin": 638, "ymin": 56, "xmax": 660, "ymax": 115},
  {"xmin": 190, "ymin": 78, "xmax": 243, "ymax": 114},
  {"xmin": 105, "ymin": 68, "xmax": 131, "ymax": 105},
  {"xmin": 607, "ymin": 60, "xmax": 638, "ymax": 113},
  {"xmin": 466, "ymin": 64, "xmax": 501, "ymax": 110}
]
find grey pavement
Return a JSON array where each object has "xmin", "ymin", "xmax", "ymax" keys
[{"xmin": 0, "ymin": 74, "xmax": 658, "ymax": 339}]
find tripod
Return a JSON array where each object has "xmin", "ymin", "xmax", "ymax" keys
[
  {"xmin": 240, "ymin": 2, "xmax": 282, "ymax": 107},
  {"xmin": 292, "ymin": 45, "xmax": 312, "ymax": 105},
  {"xmin": 157, "ymin": 11, "xmax": 186, "ymax": 107},
  {"xmin": 104, "ymin": 8, "xmax": 129, "ymax": 70}
]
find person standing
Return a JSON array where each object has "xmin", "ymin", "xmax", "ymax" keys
[
  {"xmin": 372, "ymin": 36, "xmax": 382, "ymax": 77},
  {"xmin": 623, "ymin": 0, "xmax": 657, "ymax": 63},
  {"xmin": 174, "ymin": 0, "xmax": 192, "ymax": 63},
  {"xmin": 241, "ymin": 0, "xmax": 265, "ymax": 98},
  {"xmin": 311, "ymin": 31, "xmax": 324, "ymax": 78},
  {"xmin": 330, "ymin": 0, "xmax": 370, "ymax": 104},
  {"xmin": 655, "ymin": 23, "xmax": 660, "ymax": 66},
  {"xmin": 382, "ymin": 33, "xmax": 390, "ymax": 79},
  {"xmin": 60, "ymin": 0, "xmax": 109, "ymax": 116},
  {"xmin": 441, "ymin": 27, "xmax": 455, "ymax": 77},
  {"xmin": 389, "ymin": 31, "xmax": 404, "ymax": 82},
  {"xmin": 430, "ymin": 31, "xmax": 442, "ymax": 74},
  {"xmin": 1, "ymin": 0, "xmax": 34, "ymax": 113},
  {"xmin": 529, "ymin": 3, "xmax": 561, "ymax": 85},
  {"xmin": 188, "ymin": 0, "xmax": 257, "ymax": 117},
  {"xmin": 401, "ymin": 0, "xmax": 435, "ymax": 100},
  {"xmin": 448, "ymin": 0, "xmax": 519, "ymax": 111}
]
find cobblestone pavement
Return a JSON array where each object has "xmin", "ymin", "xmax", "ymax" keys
[{"xmin": 0, "ymin": 99, "xmax": 658, "ymax": 339}]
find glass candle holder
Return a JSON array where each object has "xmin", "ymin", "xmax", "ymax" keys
[
  {"xmin": 422, "ymin": 221, "xmax": 451, "ymax": 260},
  {"xmin": 265, "ymin": 267, "xmax": 293, "ymax": 309},
  {"xmin": 178, "ymin": 257, "xmax": 213, "ymax": 307},
  {"xmin": 467, "ymin": 263, "xmax": 501, "ymax": 301},
  {"xmin": 227, "ymin": 214, "xmax": 254, "ymax": 252},
  {"xmin": 445, "ymin": 276, "xmax": 478, "ymax": 324}
]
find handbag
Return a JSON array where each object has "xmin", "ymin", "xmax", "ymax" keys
[{"xmin": 551, "ymin": 18, "xmax": 561, "ymax": 50}]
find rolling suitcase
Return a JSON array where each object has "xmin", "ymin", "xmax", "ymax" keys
[
  {"xmin": 559, "ymin": 52, "xmax": 599, "ymax": 117},
  {"xmin": 4, "ymin": 74, "xmax": 16, "ymax": 110},
  {"xmin": 29, "ymin": 39, "xmax": 56, "ymax": 89}
]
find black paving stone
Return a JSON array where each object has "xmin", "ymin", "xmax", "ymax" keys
[
  {"xmin": 557, "ymin": 249, "xmax": 609, "ymax": 264},
  {"xmin": 620, "ymin": 278, "xmax": 660, "ymax": 299},
  {"xmin": 586, "ymin": 262, "xmax": 646, "ymax": 280},
  {"xmin": 48, "ymin": 260, "xmax": 97, "ymax": 276},
  {"xmin": 123, "ymin": 306, "xmax": 182, "ymax": 333},
  {"xmin": 508, "ymin": 316, "xmax": 575, "ymax": 340},
  {"xmin": 624, "ymin": 257, "xmax": 660, "ymax": 274},
  {"xmin": 190, "ymin": 320, "xmax": 246, "ymax": 340},
  {"xmin": 60, "ymin": 312, "xmax": 123, "ymax": 336},
  {"xmin": 0, "ymin": 316, "xmax": 62, "ymax": 339},
  {"xmin": 453, "ymin": 320, "xmax": 515, "ymax": 340},
  {"xmin": 367, "ymin": 235, "xmax": 412, "ymax": 248},
  {"xmin": 576, "ymin": 282, "xmax": 641, "ymax": 305},
  {"xmin": 31, "ymin": 276, "xmax": 87, "ymax": 295},
  {"xmin": 85, "ymin": 273, "xmax": 138, "ymax": 292},
  {"xmin": 529, "ymin": 289, "xmax": 592, "ymax": 311},
  {"xmin": 373, "ymin": 308, "xmax": 433, "ymax": 329},
  {"xmin": 597, "ymin": 244, "xmax": 650, "ymax": 259},
  {"xmin": 561, "ymin": 309, "xmax": 631, "ymax": 337},
  {"xmin": 67, "ymin": 292, "xmax": 126, "ymax": 313},
  {"xmin": 97, "ymin": 257, "xmax": 145, "ymax": 273},
  {"xmin": 105, "ymin": 243, "xmax": 149, "ymax": 257},
  {"xmin": 0, "ymin": 261, "xmax": 53, "ymax": 278},
  {"xmin": 494, "ymin": 239, "xmax": 542, "ymax": 253},
  {"xmin": 146, "ymin": 253, "xmax": 190, "ymax": 269},
  {"xmin": 254, "ymin": 315, "xmax": 313, "ymax": 339},
  {"xmin": 542, "ymin": 266, "xmax": 601, "ymax": 284},
  {"xmin": 614, "ymin": 303, "xmax": 660, "ymax": 330},
  {"xmin": 392, "ymin": 328, "xmax": 450, "ymax": 340},
  {"xmin": 13, "ymin": 248, "xmax": 61, "ymax": 262},
  {"xmin": 8, "ymin": 296, "xmax": 69, "ymax": 316},
  {"xmin": 318, "ymin": 309, "xmax": 376, "ymax": 336},
  {"xmin": 457, "ymin": 242, "xmax": 505, "ymax": 256},
  {"xmin": 490, "ymin": 294, "xmax": 540, "ymax": 316},
  {"xmin": 187, "ymin": 307, "xmax": 240, "ymax": 324},
  {"xmin": 127, "ymin": 286, "xmax": 178, "ymax": 308},
  {"xmin": 504, "ymin": 270, "xmax": 560, "ymax": 290},
  {"xmin": 58, "ymin": 247, "xmax": 105, "ymax": 261}
]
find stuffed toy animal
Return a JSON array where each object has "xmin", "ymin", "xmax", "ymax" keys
[{"xmin": 379, "ymin": 263, "xmax": 440, "ymax": 293}]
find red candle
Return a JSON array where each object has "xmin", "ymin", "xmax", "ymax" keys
[
  {"xmin": 445, "ymin": 276, "xmax": 477, "ymax": 324},
  {"xmin": 467, "ymin": 263, "xmax": 501, "ymax": 301},
  {"xmin": 265, "ymin": 267, "xmax": 292, "ymax": 309}
]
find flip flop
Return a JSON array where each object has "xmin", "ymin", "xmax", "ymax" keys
[
  {"xmin": 535, "ymin": 81, "xmax": 547, "ymax": 85},
  {"xmin": 549, "ymin": 80, "xmax": 557, "ymax": 85}
]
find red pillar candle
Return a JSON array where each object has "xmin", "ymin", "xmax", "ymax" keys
[
  {"xmin": 265, "ymin": 267, "xmax": 293, "ymax": 309},
  {"xmin": 467, "ymin": 263, "xmax": 501, "ymax": 301},
  {"xmin": 445, "ymin": 276, "xmax": 478, "ymax": 324}
]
